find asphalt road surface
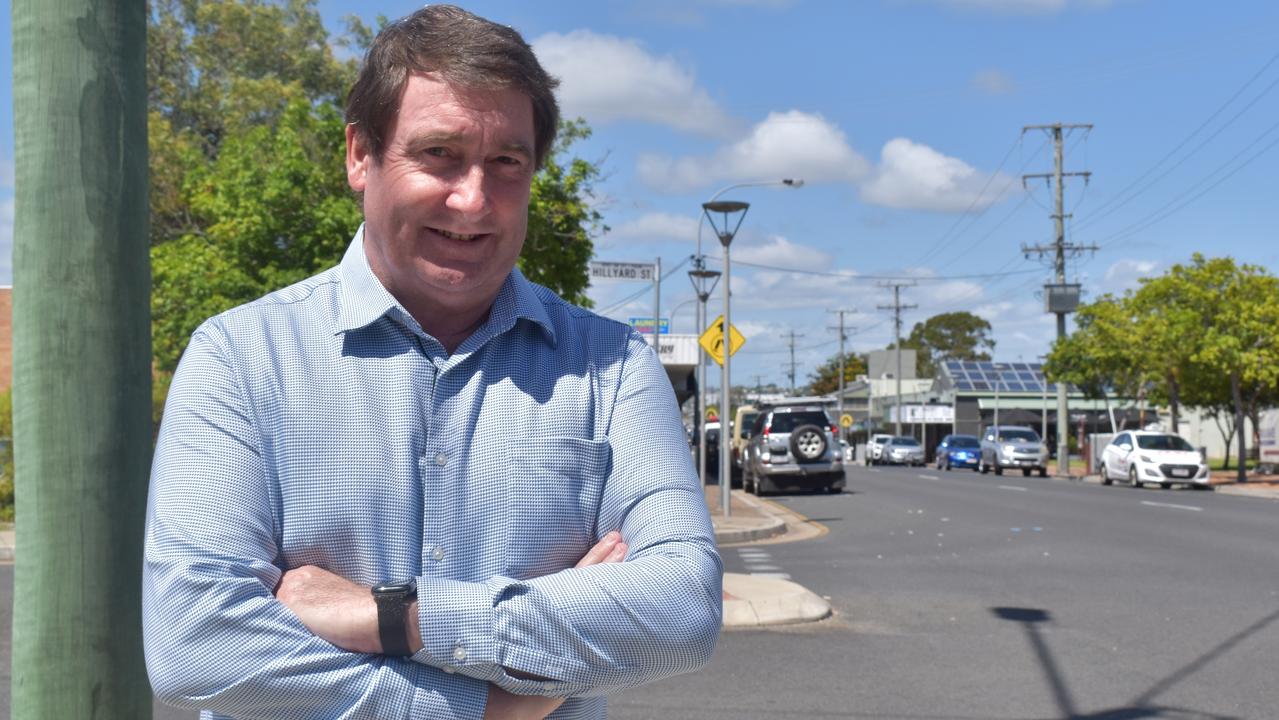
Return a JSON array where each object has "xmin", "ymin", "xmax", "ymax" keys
[{"xmin": 3, "ymin": 464, "xmax": 1276, "ymax": 718}]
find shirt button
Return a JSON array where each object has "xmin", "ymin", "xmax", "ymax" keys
[
  {"xmin": 431, "ymin": 546, "xmax": 445, "ymax": 562},
  {"xmin": 453, "ymin": 645, "xmax": 467, "ymax": 662},
  {"xmin": 435, "ymin": 453, "xmax": 448, "ymax": 466}
]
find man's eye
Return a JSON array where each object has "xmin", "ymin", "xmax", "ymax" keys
[
  {"xmin": 424, "ymin": 147, "xmax": 450, "ymax": 158},
  {"xmin": 494, "ymin": 155, "xmax": 522, "ymax": 166}
]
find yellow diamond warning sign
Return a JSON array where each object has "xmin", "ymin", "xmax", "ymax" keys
[{"xmin": 698, "ymin": 315, "xmax": 745, "ymax": 366}]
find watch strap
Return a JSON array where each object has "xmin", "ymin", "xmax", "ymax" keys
[{"xmin": 373, "ymin": 583, "xmax": 416, "ymax": 657}]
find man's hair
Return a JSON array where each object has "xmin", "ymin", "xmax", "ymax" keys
[{"xmin": 345, "ymin": 4, "xmax": 560, "ymax": 169}]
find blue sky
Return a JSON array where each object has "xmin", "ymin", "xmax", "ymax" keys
[{"xmin": 3, "ymin": 0, "xmax": 1278, "ymax": 390}]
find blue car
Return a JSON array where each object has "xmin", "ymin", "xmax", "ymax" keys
[{"xmin": 935, "ymin": 434, "xmax": 981, "ymax": 471}]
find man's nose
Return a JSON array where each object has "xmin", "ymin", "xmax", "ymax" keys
[{"xmin": 446, "ymin": 164, "xmax": 488, "ymax": 215}]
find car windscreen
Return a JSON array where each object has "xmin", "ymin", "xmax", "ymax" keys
[
  {"xmin": 768, "ymin": 411, "xmax": 831, "ymax": 434},
  {"xmin": 740, "ymin": 413, "xmax": 760, "ymax": 436},
  {"xmin": 998, "ymin": 429, "xmax": 1040, "ymax": 442},
  {"xmin": 1136, "ymin": 434, "xmax": 1195, "ymax": 452},
  {"xmin": 891, "ymin": 437, "xmax": 920, "ymax": 446},
  {"xmin": 948, "ymin": 436, "xmax": 980, "ymax": 448}
]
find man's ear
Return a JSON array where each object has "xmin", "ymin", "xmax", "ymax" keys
[{"xmin": 346, "ymin": 124, "xmax": 371, "ymax": 192}]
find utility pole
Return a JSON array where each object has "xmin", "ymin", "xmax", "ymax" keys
[
  {"xmin": 1022, "ymin": 122, "xmax": 1096, "ymax": 476},
  {"xmin": 827, "ymin": 309, "xmax": 856, "ymax": 421},
  {"xmin": 12, "ymin": 1, "xmax": 152, "ymax": 718},
  {"xmin": 782, "ymin": 330, "xmax": 804, "ymax": 395},
  {"xmin": 751, "ymin": 374, "xmax": 765, "ymax": 403},
  {"xmin": 878, "ymin": 283, "xmax": 917, "ymax": 436}
]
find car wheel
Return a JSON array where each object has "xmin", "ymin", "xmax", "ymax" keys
[
  {"xmin": 979, "ymin": 458, "xmax": 989, "ymax": 474},
  {"xmin": 1021, "ymin": 468, "xmax": 1031, "ymax": 477},
  {"xmin": 1161, "ymin": 482, "xmax": 1172, "ymax": 490},
  {"xmin": 789, "ymin": 425, "xmax": 828, "ymax": 463},
  {"xmin": 1099, "ymin": 461, "xmax": 1112, "ymax": 485},
  {"xmin": 1129, "ymin": 466, "xmax": 1141, "ymax": 488},
  {"xmin": 994, "ymin": 464, "xmax": 1003, "ymax": 476},
  {"xmin": 1038, "ymin": 468, "xmax": 1047, "ymax": 478},
  {"xmin": 943, "ymin": 459, "xmax": 951, "ymax": 472}
]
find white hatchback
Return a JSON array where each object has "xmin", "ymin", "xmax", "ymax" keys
[{"xmin": 1100, "ymin": 430, "xmax": 1210, "ymax": 489}]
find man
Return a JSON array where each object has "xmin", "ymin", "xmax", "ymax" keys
[{"xmin": 143, "ymin": 6, "xmax": 722, "ymax": 719}]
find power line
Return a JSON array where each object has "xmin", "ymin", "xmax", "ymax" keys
[{"xmin": 597, "ymin": 255, "xmax": 690, "ymax": 315}]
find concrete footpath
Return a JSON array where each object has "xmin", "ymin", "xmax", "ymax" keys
[{"xmin": 705, "ymin": 485, "xmax": 833, "ymax": 628}]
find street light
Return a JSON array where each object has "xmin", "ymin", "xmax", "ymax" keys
[
  {"xmin": 703, "ymin": 199, "xmax": 750, "ymax": 518},
  {"xmin": 691, "ymin": 179, "xmax": 803, "ymax": 498}
]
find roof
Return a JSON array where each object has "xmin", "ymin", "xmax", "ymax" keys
[{"xmin": 942, "ymin": 360, "xmax": 1062, "ymax": 394}]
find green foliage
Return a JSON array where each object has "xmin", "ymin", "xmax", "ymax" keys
[
  {"xmin": 147, "ymin": 0, "xmax": 607, "ymax": 374},
  {"xmin": 0, "ymin": 387, "xmax": 13, "ymax": 522},
  {"xmin": 807, "ymin": 352, "xmax": 868, "ymax": 396},
  {"xmin": 892, "ymin": 311, "xmax": 994, "ymax": 377},
  {"xmin": 1044, "ymin": 296, "xmax": 1143, "ymax": 401}
]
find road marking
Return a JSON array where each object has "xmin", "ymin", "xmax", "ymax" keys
[
  {"xmin": 919, "ymin": 474, "xmax": 940, "ymax": 480},
  {"xmin": 1141, "ymin": 500, "xmax": 1203, "ymax": 512},
  {"xmin": 998, "ymin": 485, "xmax": 1028, "ymax": 492},
  {"xmin": 744, "ymin": 564, "xmax": 782, "ymax": 571},
  {"xmin": 749, "ymin": 572, "xmax": 792, "ymax": 579}
]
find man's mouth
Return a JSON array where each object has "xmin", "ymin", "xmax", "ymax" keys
[{"xmin": 433, "ymin": 227, "xmax": 483, "ymax": 242}]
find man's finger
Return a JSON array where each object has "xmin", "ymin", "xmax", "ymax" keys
[{"xmin": 574, "ymin": 531, "xmax": 621, "ymax": 568}]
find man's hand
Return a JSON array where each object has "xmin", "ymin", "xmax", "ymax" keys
[{"xmin": 275, "ymin": 565, "xmax": 382, "ymax": 654}]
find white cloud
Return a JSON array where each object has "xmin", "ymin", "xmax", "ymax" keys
[
  {"xmin": 972, "ymin": 68, "xmax": 1015, "ymax": 95},
  {"xmin": 1099, "ymin": 258, "xmax": 1159, "ymax": 295},
  {"xmin": 606, "ymin": 212, "xmax": 699, "ymax": 244},
  {"xmin": 533, "ymin": 30, "xmax": 733, "ymax": 137},
  {"xmin": 735, "ymin": 235, "xmax": 833, "ymax": 272},
  {"xmin": 637, "ymin": 111, "xmax": 871, "ymax": 192},
  {"xmin": 860, "ymin": 138, "xmax": 1013, "ymax": 213}
]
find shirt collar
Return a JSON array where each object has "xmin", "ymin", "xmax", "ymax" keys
[{"xmin": 335, "ymin": 225, "xmax": 557, "ymax": 347}]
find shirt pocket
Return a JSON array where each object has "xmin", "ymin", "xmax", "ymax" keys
[{"xmin": 502, "ymin": 436, "xmax": 611, "ymax": 579}]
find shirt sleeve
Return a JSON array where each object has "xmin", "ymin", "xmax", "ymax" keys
[
  {"xmin": 410, "ymin": 334, "xmax": 723, "ymax": 697},
  {"xmin": 143, "ymin": 326, "xmax": 488, "ymax": 720}
]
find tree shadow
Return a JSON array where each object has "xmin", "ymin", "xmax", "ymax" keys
[{"xmin": 989, "ymin": 605, "xmax": 1277, "ymax": 719}]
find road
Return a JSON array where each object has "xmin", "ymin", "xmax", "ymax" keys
[
  {"xmin": 3, "ymin": 463, "xmax": 1276, "ymax": 718},
  {"xmin": 611, "ymin": 464, "xmax": 1279, "ymax": 719}
]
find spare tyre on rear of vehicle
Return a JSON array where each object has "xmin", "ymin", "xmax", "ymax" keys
[{"xmin": 789, "ymin": 424, "xmax": 828, "ymax": 463}]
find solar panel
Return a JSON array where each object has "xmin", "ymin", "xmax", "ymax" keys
[{"xmin": 945, "ymin": 360, "xmax": 1060, "ymax": 394}]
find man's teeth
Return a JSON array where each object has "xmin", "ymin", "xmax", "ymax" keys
[{"xmin": 437, "ymin": 228, "xmax": 480, "ymax": 241}]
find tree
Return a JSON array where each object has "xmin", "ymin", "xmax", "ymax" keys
[
  {"xmin": 148, "ymin": 0, "xmax": 605, "ymax": 375},
  {"xmin": 1045, "ymin": 295, "xmax": 1150, "ymax": 438},
  {"xmin": 807, "ymin": 352, "xmax": 868, "ymax": 396},
  {"xmin": 898, "ymin": 311, "xmax": 995, "ymax": 377}
]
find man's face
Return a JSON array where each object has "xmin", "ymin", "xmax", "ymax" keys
[{"xmin": 346, "ymin": 73, "xmax": 535, "ymax": 312}]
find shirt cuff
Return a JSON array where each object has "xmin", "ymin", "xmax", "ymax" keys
[{"xmin": 412, "ymin": 577, "xmax": 505, "ymax": 678}]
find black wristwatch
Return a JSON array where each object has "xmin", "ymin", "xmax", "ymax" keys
[{"xmin": 371, "ymin": 578, "xmax": 418, "ymax": 657}]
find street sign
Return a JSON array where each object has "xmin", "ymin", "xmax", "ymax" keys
[
  {"xmin": 840, "ymin": 414, "xmax": 853, "ymax": 428},
  {"xmin": 590, "ymin": 261, "xmax": 655, "ymax": 282},
  {"xmin": 698, "ymin": 314, "xmax": 745, "ymax": 366}
]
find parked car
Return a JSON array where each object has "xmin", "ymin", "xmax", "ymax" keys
[
  {"xmin": 882, "ymin": 436, "xmax": 926, "ymax": 466},
  {"xmin": 867, "ymin": 433, "xmax": 894, "ymax": 465},
  {"xmin": 1099, "ymin": 430, "xmax": 1210, "ymax": 489},
  {"xmin": 935, "ymin": 434, "xmax": 981, "ymax": 471},
  {"xmin": 742, "ymin": 405, "xmax": 845, "ymax": 495},
  {"xmin": 980, "ymin": 425, "xmax": 1049, "ymax": 477},
  {"xmin": 730, "ymin": 404, "xmax": 760, "ymax": 486},
  {"xmin": 703, "ymin": 421, "xmax": 721, "ymax": 476}
]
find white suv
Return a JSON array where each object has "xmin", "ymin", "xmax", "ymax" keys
[{"xmin": 1100, "ymin": 430, "xmax": 1209, "ymax": 489}]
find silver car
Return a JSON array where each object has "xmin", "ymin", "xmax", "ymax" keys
[
  {"xmin": 743, "ymin": 405, "xmax": 845, "ymax": 495},
  {"xmin": 882, "ymin": 436, "xmax": 926, "ymax": 466}
]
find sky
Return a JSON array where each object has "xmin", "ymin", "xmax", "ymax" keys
[{"xmin": 3, "ymin": 0, "xmax": 1279, "ymax": 392}]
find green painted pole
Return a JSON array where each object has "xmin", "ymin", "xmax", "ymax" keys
[{"xmin": 11, "ymin": 1, "xmax": 151, "ymax": 717}]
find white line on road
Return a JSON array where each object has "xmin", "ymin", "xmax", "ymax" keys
[
  {"xmin": 1141, "ymin": 500, "xmax": 1203, "ymax": 512},
  {"xmin": 998, "ymin": 485, "xmax": 1028, "ymax": 492},
  {"xmin": 749, "ymin": 572, "xmax": 792, "ymax": 580},
  {"xmin": 919, "ymin": 474, "xmax": 940, "ymax": 480}
]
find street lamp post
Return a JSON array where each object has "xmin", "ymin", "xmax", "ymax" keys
[
  {"xmin": 691, "ymin": 179, "xmax": 803, "ymax": 495},
  {"xmin": 703, "ymin": 200, "xmax": 750, "ymax": 517}
]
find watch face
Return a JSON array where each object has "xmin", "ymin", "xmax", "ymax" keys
[{"xmin": 372, "ymin": 578, "xmax": 417, "ymax": 596}]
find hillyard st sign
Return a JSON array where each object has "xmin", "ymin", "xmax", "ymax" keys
[{"xmin": 590, "ymin": 261, "xmax": 656, "ymax": 282}]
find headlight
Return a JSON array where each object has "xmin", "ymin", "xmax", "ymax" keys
[{"xmin": 1002, "ymin": 444, "xmax": 1016, "ymax": 453}]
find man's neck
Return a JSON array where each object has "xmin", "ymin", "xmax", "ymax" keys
[{"xmin": 402, "ymin": 295, "xmax": 494, "ymax": 355}]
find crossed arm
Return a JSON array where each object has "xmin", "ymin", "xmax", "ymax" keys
[{"xmin": 273, "ymin": 533, "xmax": 630, "ymax": 720}]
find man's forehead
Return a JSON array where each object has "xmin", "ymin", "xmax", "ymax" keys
[{"xmin": 395, "ymin": 73, "xmax": 534, "ymax": 143}]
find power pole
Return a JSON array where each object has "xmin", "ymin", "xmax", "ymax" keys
[
  {"xmin": 782, "ymin": 330, "xmax": 804, "ymax": 395},
  {"xmin": 827, "ymin": 309, "xmax": 856, "ymax": 422},
  {"xmin": 878, "ymin": 283, "xmax": 917, "ymax": 436},
  {"xmin": 750, "ymin": 374, "xmax": 765, "ymax": 403},
  {"xmin": 12, "ymin": 1, "xmax": 152, "ymax": 718},
  {"xmin": 1022, "ymin": 122, "xmax": 1097, "ymax": 476}
]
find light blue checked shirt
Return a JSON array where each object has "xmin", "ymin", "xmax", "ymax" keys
[{"xmin": 143, "ymin": 228, "xmax": 723, "ymax": 720}]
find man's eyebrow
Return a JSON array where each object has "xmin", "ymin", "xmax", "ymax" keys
[{"xmin": 404, "ymin": 133, "xmax": 533, "ymax": 160}]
